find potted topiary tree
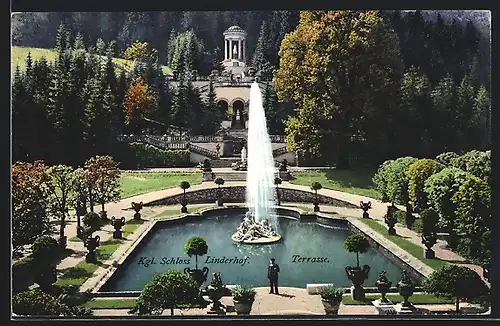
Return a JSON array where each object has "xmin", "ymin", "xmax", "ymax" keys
[
  {"xmin": 274, "ymin": 177, "xmax": 282, "ymax": 206},
  {"xmin": 232, "ymin": 285, "xmax": 257, "ymax": 315},
  {"xmin": 423, "ymin": 265, "xmax": 490, "ymax": 313},
  {"xmin": 184, "ymin": 236, "xmax": 209, "ymax": 288},
  {"xmin": 214, "ymin": 177, "xmax": 225, "ymax": 207},
  {"xmin": 180, "ymin": 181, "xmax": 191, "ymax": 213},
  {"xmin": 344, "ymin": 233, "xmax": 371, "ymax": 301},
  {"xmin": 318, "ymin": 285, "xmax": 343, "ymax": 315},
  {"xmin": 384, "ymin": 205, "xmax": 398, "ymax": 235},
  {"xmin": 420, "ymin": 208, "xmax": 439, "ymax": 259},
  {"xmin": 310, "ymin": 182, "xmax": 323, "ymax": 212}
]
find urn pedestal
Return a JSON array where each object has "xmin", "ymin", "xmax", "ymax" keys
[{"xmin": 345, "ymin": 265, "xmax": 370, "ymax": 301}]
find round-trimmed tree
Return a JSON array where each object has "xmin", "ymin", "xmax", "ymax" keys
[
  {"xmin": 179, "ymin": 181, "xmax": 191, "ymax": 213},
  {"xmin": 344, "ymin": 233, "xmax": 370, "ymax": 268},
  {"xmin": 423, "ymin": 265, "xmax": 489, "ymax": 313},
  {"xmin": 373, "ymin": 159, "xmax": 394, "ymax": 202},
  {"xmin": 451, "ymin": 174, "xmax": 491, "ymax": 263},
  {"xmin": 184, "ymin": 236, "xmax": 209, "ymax": 270},
  {"xmin": 407, "ymin": 158, "xmax": 444, "ymax": 212},
  {"xmin": 424, "ymin": 167, "xmax": 468, "ymax": 247},
  {"xmin": 310, "ymin": 182, "xmax": 323, "ymax": 212},
  {"xmin": 385, "ymin": 157, "xmax": 417, "ymax": 215},
  {"xmin": 129, "ymin": 270, "xmax": 200, "ymax": 316}
]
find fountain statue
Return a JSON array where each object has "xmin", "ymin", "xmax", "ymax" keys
[{"xmin": 232, "ymin": 82, "xmax": 281, "ymax": 244}]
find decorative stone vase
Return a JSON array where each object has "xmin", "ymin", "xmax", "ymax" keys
[
  {"xmin": 216, "ymin": 190, "xmax": 224, "ymax": 207},
  {"xmin": 360, "ymin": 201, "xmax": 372, "ymax": 219},
  {"xmin": 202, "ymin": 159, "xmax": 212, "ymax": 172},
  {"xmin": 321, "ymin": 299, "xmax": 341, "ymax": 315},
  {"xmin": 385, "ymin": 217, "xmax": 397, "ymax": 235},
  {"xmin": 206, "ymin": 272, "xmax": 226, "ymax": 314},
  {"xmin": 397, "ymin": 270, "xmax": 414, "ymax": 308},
  {"xmin": 111, "ymin": 216, "xmax": 126, "ymax": 239},
  {"xmin": 84, "ymin": 235, "xmax": 100, "ymax": 263},
  {"xmin": 181, "ymin": 198, "xmax": 188, "ymax": 213},
  {"xmin": 131, "ymin": 201, "xmax": 143, "ymax": 221},
  {"xmin": 345, "ymin": 265, "xmax": 370, "ymax": 300},
  {"xmin": 421, "ymin": 233, "xmax": 438, "ymax": 259},
  {"xmin": 184, "ymin": 266, "xmax": 209, "ymax": 289},
  {"xmin": 375, "ymin": 271, "xmax": 392, "ymax": 303},
  {"xmin": 233, "ymin": 298, "xmax": 254, "ymax": 315},
  {"xmin": 313, "ymin": 198, "xmax": 320, "ymax": 212}
]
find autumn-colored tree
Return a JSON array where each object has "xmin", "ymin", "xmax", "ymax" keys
[
  {"xmin": 46, "ymin": 165, "xmax": 76, "ymax": 248},
  {"xmin": 12, "ymin": 161, "xmax": 53, "ymax": 255},
  {"xmin": 84, "ymin": 156, "xmax": 121, "ymax": 219},
  {"xmin": 123, "ymin": 77, "xmax": 156, "ymax": 132},
  {"xmin": 123, "ymin": 41, "xmax": 158, "ymax": 62},
  {"xmin": 275, "ymin": 11, "xmax": 403, "ymax": 168}
]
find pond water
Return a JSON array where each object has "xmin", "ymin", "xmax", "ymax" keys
[{"xmin": 100, "ymin": 212, "xmax": 410, "ymax": 292}]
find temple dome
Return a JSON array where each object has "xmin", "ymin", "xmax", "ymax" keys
[{"xmin": 224, "ymin": 25, "xmax": 247, "ymax": 35}]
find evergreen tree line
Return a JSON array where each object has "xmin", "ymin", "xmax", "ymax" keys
[{"xmin": 12, "ymin": 24, "xmax": 223, "ymax": 166}]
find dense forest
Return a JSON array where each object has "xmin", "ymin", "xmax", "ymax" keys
[{"xmin": 11, "ymin": 10, "xmax": 491, "ymax": 168}]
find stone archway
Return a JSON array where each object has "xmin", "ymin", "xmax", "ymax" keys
[
  {"xmin": 217, "ymin": 99, "xmax": 229, "ymax": 119},
  {"xmin": 232, "ymin": 99, "xmax": 245, "ymax": 128}
]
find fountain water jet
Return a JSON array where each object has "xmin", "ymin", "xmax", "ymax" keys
[{"xmin": 232, "ymin": 82, "xmax": 281, "ymax": 244}]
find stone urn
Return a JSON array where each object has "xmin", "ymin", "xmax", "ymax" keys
[
  {"xmin": 181, "ymin": 198, "xmax": 188, "ymax": 213},
  {"xmin": 360, "ymin": 201, "xmax": 372, "ymax": 219},
  {"xmin": 206, "ymin": 272, "xmax": 226, "ymax": 314},
  {"xmin": 84, "ymin": 235, "xmax": 100, "ymax": 263},
  {"xmin": 397, "ymin": 270, "xmax": 414, "ymax": 308},
  {"xmin": 384, "ymin": 205, "xmax": 398, "ymax": 235},
  {"xmin": 216, "ymin": 189, "xmax": 224, "ymax": 207},
  {"xmin": 111, "ymin": 216, "xmax": 126, "ymax": 239},
  {"xmin": 421, "ymin": 233, "xmax": 438, "ymax": 259},
  {"xmin": 131, "ymin": 201, "xmax": 143, "ymax": 221},
  {"xmin": 345, "ymin": 265, "xmax": 370, "ymax": 300},
  {"xmin": 375, "ymin": 270, "xmax": 392, "ymax": 303},
  {"xmin": 184, "ymin": 266, "xmax": 209, "ymax": 289},
  {"xmin": 313, "ymin": 198, "xmax": 320, "ymax": 212}
]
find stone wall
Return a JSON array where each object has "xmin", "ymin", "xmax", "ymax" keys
[{"xmin": 144, "ymin": 186, "xmax": 359, "ymax": 208}]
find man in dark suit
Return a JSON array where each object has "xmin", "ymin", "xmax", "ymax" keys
[{"xmin": 268, "ymin": 258, "xmax": 280, "ymax": 294}]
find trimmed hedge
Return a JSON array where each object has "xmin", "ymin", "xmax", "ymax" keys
[{"xmin": 111, "ymin": 142, "xmax": 191, "ymax": 169}]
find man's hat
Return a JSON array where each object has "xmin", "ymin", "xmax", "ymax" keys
[{"xmin": 270, "ymin": 258, "xmax": 275, "ymax": 261}]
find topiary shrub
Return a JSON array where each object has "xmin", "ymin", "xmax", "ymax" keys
[
  {"xmin": 82, "ymin": 212, "xmax": 101, "ymax": 231},
  {"xmin": 424, "ymin": 167, "xmax": 468, "ymax": 246},
  {"xmin": 451, "ymin": 174, "xmax": 491, "ymax": 263},
  {"xmin": 128, "ymin": 270, "xmax": 200, "ymax": 316},
  {"xmin": 373, "ymin": 159, "xmax": 394, "ymax": 202},
  {"xmin": 12, "ymin": 257, "xmax": 35, "ymax": 293},
  {"xmin": 451, "ymin": 150, "xmax": 491, "ymax": 184},
  {"xmin": 184, "ymin": 236, "xmax": 208, "ymax": 270},
  {"xmin": 384, "ymin": 157, "xmax": 417, "ymax": 219},
  {"xmin": 407, "ymin": 158, "xmax": 444, "ymax": 212},
  {"xmin": 31, "ymin": 235, "xmax": 59, "ymax": 264},
  {"xmin": 344, "ymin": 233, "xmax": 370, "ymax": 268}
]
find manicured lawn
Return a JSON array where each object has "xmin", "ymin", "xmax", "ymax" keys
[
  {"xmin": 55, "ymin": 239, "xmax": 123, "ymax": 287},
  {"xmin": 153, "ymin": 205, "xmax": 214, "ymax": 218},
  {"xmin": 84, "ymin": 298, "xmax": 209, "ymax": 309},
  {"xmin": 342, "ymin": 293, "xmax": 453, "ymax": 305},
  {"xmin": 290, "ymin": 169, "xmax": 381, "ymax": 200},
  {"xmin": 12, "ymin": 46, "xmax": 172, "ymax": 76},
  {"xmin": 120, "ymin": 172, "xmax": 202, "ymax": 199},
  {"xmin": 360, "ymin": 218, "xmax": 449, "ymax": 270}
]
